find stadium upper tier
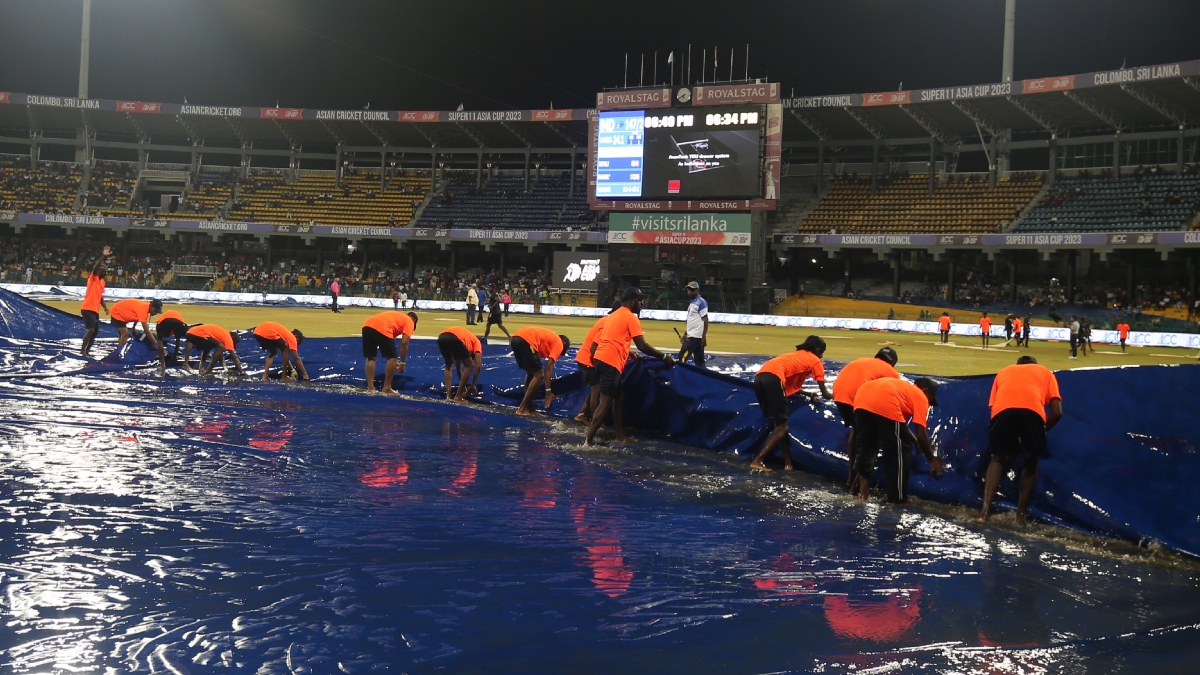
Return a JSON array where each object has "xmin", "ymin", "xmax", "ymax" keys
[
  {"xmin": 417, "ymin": 176, "xmax": 590, "ymax": 231},
  {"xmin": 229, "ymin": 169, "xmax": 427, "ymax": 227},
  {"xmin": 1012, "ymin": 172, "xmax": 1200, "ymax": 233},
  {"xmin": 0, "ymin": 156, "xmax": 81, "ymax": 214},
  {"xmin": 798, "ymin": 174, "xmax": 1044, "ymax": 234}
]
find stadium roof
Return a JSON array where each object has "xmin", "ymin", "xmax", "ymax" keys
[{"xmin": 1, "ymin": 58, "xmax": 1198, "ymax": 154}]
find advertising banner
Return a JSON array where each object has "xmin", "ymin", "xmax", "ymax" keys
[
  {"xmin": 692, "ymin": 83, "xmax": 780, "ymax": 105},
  {"xmin": 552, "ymin": 251, "xmax": 609, "ymax": 290},
  {"xmin": 773, "ymin": 231, "xmax": 1200, "ymax": 248},
  {"xmin": 607, "ymin": 213, "xmax": 752, "ymax": 246},
  {"xmin": 596, "ymin": 87, "xmax": 672, "ymax": 110}
]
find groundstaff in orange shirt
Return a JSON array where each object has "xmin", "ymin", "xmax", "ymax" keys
[
  {"xmin": 978, "ymin": 355, "xmax": 1063, "ymax": 524},
  {"xmin": 510, "ymin": 326, "xmax": 570, "ymax": 415},
  {"xmin": 748, "ymin": 336, "xmax": 832, "ymax": 471},
  {"xmin": 182, "ymin": 323, "xmax": 246, "ymax": 376},
  {"xmin": 362, "ymin": 311, "xmax": 418, "ymax": 393},
  {"xmin": 80, "ymin": 246, "xmax": 111, "ymax": 357},
  {"xmin": 253, "ymin": 321, "xmax": 309, "ymax": 381},
  {"xmin": 573, "ymin": 302, "xmax": 622, "ymax": 423},
  {"xmin": 108, "ymin": 298, "xmax": 162, "ymax": 352},
  {"xmin": 831, "ymin": 347, "xmax": 900, "ymax": 486},
  {"xmin": 854, "ymin": 376, "xmax": 945, "ymax": 503},
  {"xmin": 438, "ymin": 325, "xmax": 483, "ymax": 401},
  {"xmin": 584, "ymin": 287, "xmax": 675, "ymax": 445}
]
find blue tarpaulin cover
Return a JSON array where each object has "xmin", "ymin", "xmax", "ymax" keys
[{"xmin": 2, "ymin": 287, "xmax": 1198, "ymax": 558}]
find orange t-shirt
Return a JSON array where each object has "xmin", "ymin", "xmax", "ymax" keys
[
  {"xmin": 159, "ymin": 310, "xmax": 185, "ymax": 323},
  {"xmin": 757, "ymin": 350, "xmax": 826, "ymax": 397},
  {"xmin": 832, "ymin": 357, "xmax": 900, "ymax": 406},
  {"xmin": 440, "ymin": 326, "xmax": 482, "ymax": 355},
  {"xmin": 855, "ymin": 378, "xmax": 931, "ymax": 427},
  {"xmin": 1013, "ymin": 318, "xmax": 1024, "ymax": 332},
  {"xmin": 82, "ymin": 273, "xmax": 105, "ymax": 313},
  {"xmin": 938, "ymin": 316, "xmax": 951, "ymax": 331},
  {"xmin": 186, "ymin": 324, "xmax": 236, "ymax": 351},
  {"xmin": 362, "ymin": 311, "xmax": 415, "ymax": 339},
  {"xmin": 980, "ymin": 317, "xmax": 992, "ymax": 332},
  {"xmin": 254, "ymin": 321, "xmax": 299, "ymax": 351},
  {"xmin": 513, "ymin": 326, "xmax": 565, "ymax": 361},
  {"xmin": 109, "ymin": 299, "xmax": 152, "ymax": 324},
  {"xmin": 989, "ymin": 363, "xmax": 1061, "ymax": 421},
  {"xmin": 593, "ymin": 307, "xmax": 643, "ymax": 372},
  {"xmin": 1117, "ymin": 323, "xmax": 1130, "ymax": 339},
  {"xmin": 576, "ymin": 316, "xmax": 608, "ymax": 367}
]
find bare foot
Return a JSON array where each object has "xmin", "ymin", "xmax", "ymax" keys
[
  {"xmin": 783, "ymin": 465, "xmax": 796, "ymax": 471},
  {"xmin": 572, "ymin": 413, "xmax": 589, "ymax": 424},
  {"xmin": 382, "ymin": 388, "xmax": 396, "ymax": 395},
  {"xmin": 749, "ymin": 461, "xmax": 771, "ymax": 472},
  {"xmin": 976, "ymin": 513, "xmax": 990, "ymax": 524},
  {"xmin": 516, "ymin": 408, "xmax": 534, "ymax": 416},
  {"xmin": 1015, "ymin": 512, "xmax": 1029, "ymax": 526},
  {"xmin": 614, "ymin": 434, "xmax": 630, "ymax": 443}
]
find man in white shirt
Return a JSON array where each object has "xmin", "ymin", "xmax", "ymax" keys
[
  {"xmin": 677, "ymin": 281, "xmax": 709, "ymax": 367},
  {"xmin": 466, "ymin": 285, "xmax": 479, "ymax": 325},
  {"xmin": 1068, "ymin": 316, "xmax": 1080, "ymax": 358}
]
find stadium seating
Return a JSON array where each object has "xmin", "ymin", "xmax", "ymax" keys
[
  {"xmin": 1013, "ymin": 173, "xmax": 1200, "ymax": 233},
  {"xmin": 229, "ymin": 169, "xmax": 427, "ymax": 226},
  {"xmin": 179, "ymin": 168, "xmax": 240, "ymax": 219},
  {"xmin": 0, "ymin": 156, "xmax": 83, "ymax": 214},
  {"xmin": 80, "ymin": 160, "xmax": 139, "ymax": 217},
  {"xmin": 797, "ymin": 174, "xmax": 1043, "ymax": 233},
  {"xmin": 417, "ymin": 175, "xmax": 591, "ymax": 230}
]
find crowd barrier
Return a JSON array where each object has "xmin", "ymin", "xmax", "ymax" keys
[{"xmin": 6, "ymin": 283, "xmax": 1198, "ymax": 350}]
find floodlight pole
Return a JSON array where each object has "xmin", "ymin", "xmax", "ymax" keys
[
  {"xmin": 1001, "ymin": 0, "xmax": 1015, "ymax": 83},
  {"xmin": 75, "ymin": 0, "xmax": 91, "ymax": 165}
]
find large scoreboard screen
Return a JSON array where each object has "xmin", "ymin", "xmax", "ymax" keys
[{"xmin": 594, "ymin": 105, "xmax": 764, "ymax": 200}]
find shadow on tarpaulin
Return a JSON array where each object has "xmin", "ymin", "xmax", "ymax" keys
[{"xmin": 2, "ymin": 287, "xmax": 1199, "ymax": 559}]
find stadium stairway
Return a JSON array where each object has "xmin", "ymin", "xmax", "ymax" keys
[{"xmin": 2, "ymin": 286, "xmax": 1199, "ymax": 559}]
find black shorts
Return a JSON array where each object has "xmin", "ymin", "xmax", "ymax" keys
[
  {"xmin": 988, "ymin": 408, "xmax": 1048, "ymax": 470},
  {"xmin": 157, "ymin": 318, "xmax": 188, "ymax": 340},
  {"xmin": 110, "ymin": 317, "xmax": 132, "ymax": 328},
  {"xmin": 578, "ymin": 363, "xmax": 598, "ymax": 386},
  {"xmin": 754, "ymin": 372, "xmax": 789, "ymax": 425},
  {"xmin": 254, "ymin": 333, "xmax": 289, "ymax": 356},
  {"xmin": 82, "ymin": 309, "xmax": 100, "ymax": 330},
  {"xmin": 437, "ymin": 332, "xmax": 472, "ymax": 368},
  {"xmin": 362, "ymin": 326, "xmax": 398, "ymax": 360},
  {"xmin": 510, "ymin": 336, "xmax": 541, "ymax": 374},
  {"xmin": 854, "ymin": 409, "xmax": 915, "ymax": 503},
  {"xmin": 835, "ymin": 401, "xmax": 856, "ymax": 428},
  {"xmin": 185, "ymin": 333, "xmax": 220, "ymax": 352},
  {"xmin": 595, "ymin": 360, "xmax": 622, "ymax": 397},
  {"xmin": 487, "ymin": 312, "xmax": 503, "ymax": 326}
]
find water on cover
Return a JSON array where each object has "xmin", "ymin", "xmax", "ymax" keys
[{"xmin": 3, "ymin": 366, "xmax": 1200, "ymax": 674}]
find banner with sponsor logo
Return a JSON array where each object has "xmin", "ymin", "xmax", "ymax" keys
[
  {"xmin": 596, "ymin": 87, "xmax": 672, "ymax": 110},
  {"xmin": 692, "ymin": 83, "xmax": 780, "ymax": 105},
  {"xmin": 595, "ymin": 198, "xmax": 775, "ymax": 211},
  {"xmin": 608, "ymin": 212, "xmax": 752, "ymax": 246},
  {"xmin": 781, "ymin": 58, "xmax": 1200, "ymax": 109},
  {"xmin": 773, "ymin": 231, "xmax": 1200, "ymax": 248}
]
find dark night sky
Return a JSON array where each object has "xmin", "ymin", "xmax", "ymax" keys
[{"xmin": 1, "ymin": 0, "xmax": 1198, "ymax": 111}]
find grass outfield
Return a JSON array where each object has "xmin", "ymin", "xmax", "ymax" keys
[{"xmin": 41, "ymin": 299, "xmax": 1200, "ymax": 377}]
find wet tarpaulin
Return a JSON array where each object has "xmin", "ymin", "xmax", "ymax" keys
[{"xmin": 2, "ymin": 288, "xmax": 1198, "ymax": 558}]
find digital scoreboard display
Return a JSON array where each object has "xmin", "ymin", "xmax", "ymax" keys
[{"xmin": 595, "ymin": 105, "xmax": 764, "ymax": 200}]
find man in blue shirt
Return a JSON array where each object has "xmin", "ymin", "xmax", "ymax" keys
[{"xmin": 678, "ymin": 281, "xmax": 710, "ymax": 367}]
